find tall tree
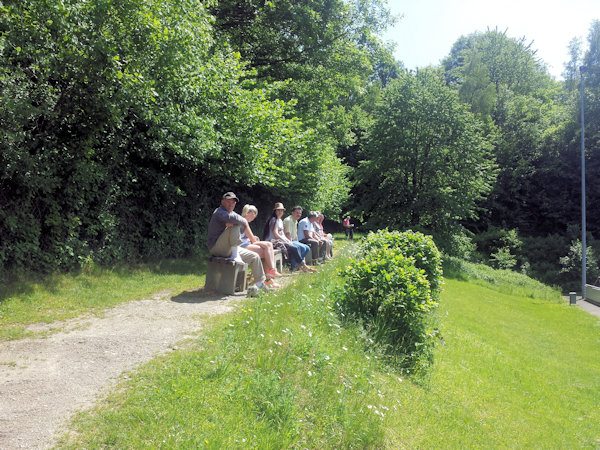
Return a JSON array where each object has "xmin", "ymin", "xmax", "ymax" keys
[
  {"xmin": 209, "ymin": 0, "xmax": 395, "ymax": 131},
  {"xmin": 354, "ymin": 69, "xmax": 496, "ymax": 245},
  {"xmin": 442, "ymin": 29, "xmax": 567, "ymax": 236}
]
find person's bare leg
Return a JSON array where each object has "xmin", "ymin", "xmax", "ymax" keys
[
  {"xmin": 246, "ymin": 244, "xmax": 274, "ymax": 272},
  {"xmin": 260, "ymin": 241, "xmax": 277, "ymax": 270}
]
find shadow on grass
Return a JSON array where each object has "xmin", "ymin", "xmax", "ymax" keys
[{"xmin": 171, "ymin": 287, "xmax": 245, "ymax": 304}]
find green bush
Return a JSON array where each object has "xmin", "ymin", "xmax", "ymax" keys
[
  {"xmin": 361, "ymin": 229, "xmax": 444, "ymax": 298},
  {"xmin": 338, "ymin": 230, "xmax": 443, "ymax": 373}
]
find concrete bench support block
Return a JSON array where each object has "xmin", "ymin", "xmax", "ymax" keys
[{"xmin": 205, "ymin": 257, "xmax": 248, "ymax": 295}]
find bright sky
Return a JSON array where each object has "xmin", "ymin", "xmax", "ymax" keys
[{"xmin": 383, "ymin": 0, "xmax": 598, "ymax": 79}]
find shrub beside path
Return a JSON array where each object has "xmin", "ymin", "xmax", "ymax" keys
[{"xmin": 0, "ymin": 288, "xmax": 244, "ymax": 449}]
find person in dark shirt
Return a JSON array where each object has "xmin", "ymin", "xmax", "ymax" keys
[{"xmin": 207, "ymin": 192, "xmax": 271, "ymax": 290}]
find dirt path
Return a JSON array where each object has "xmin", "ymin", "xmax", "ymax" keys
[{"xmin": 0, "ymin": 288, "xmax": 246, "ymax": 449}]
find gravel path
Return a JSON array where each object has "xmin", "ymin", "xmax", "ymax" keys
[{"xmin": 0, "ymin": 288, "xmax": 246, "ymax": 449}]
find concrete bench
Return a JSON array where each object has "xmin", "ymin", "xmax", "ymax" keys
[
  {"xmin": 273, "ymin": 249, "xmax": 283, "ymax": 273},
  {"xmin": 585, "ymin": 284, "xmax": 600, "ymax": 307},
  {"xmin": 205, "ymin": 256, "xmax": 248, "ymax": 295}
]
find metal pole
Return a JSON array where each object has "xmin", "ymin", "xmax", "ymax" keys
[{"xmin": 580, "ymin": 66, "xmax": 587, "ymax": 300}]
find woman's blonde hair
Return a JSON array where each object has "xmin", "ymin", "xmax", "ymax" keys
[{"xmin": 242, "ymin": 204, "xmax": 258, "ymax": 216}]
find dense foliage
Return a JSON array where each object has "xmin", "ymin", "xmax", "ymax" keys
[
  {"xmin": 2, "ymin": 0, "xmax": 600, "ymax": 294},
  {"xmin": 338, "ymin": 230, "xmax": 443, "ymax": 373},
  {"xmin": 0, "ymin": 0, "xmax": 386, "ymax": 272},
  {"xmin": 352, "ymin": 70, "xmax": 496, "ymax": 253}
]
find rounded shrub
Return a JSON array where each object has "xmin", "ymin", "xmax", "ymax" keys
[
  {"xmin": 338, "ymin": 244, "xmax": 439, "ymax": 373},
  {"xmin": 361, "ymin": 229, "xmax": 444, "ymax": 298}
]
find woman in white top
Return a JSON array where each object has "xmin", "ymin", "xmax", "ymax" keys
[{"xmin": 241, "ymin": 205, "xmax": 283, "ymax": 285}]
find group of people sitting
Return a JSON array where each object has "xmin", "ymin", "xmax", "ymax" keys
[{"xmin": 206, "ymin": 192, "xmax": 335, "ymax": 292}]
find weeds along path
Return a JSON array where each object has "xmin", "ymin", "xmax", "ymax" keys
[{"xmin": 0, "ymin": 288, "xmax": 246, "ymax": 449}]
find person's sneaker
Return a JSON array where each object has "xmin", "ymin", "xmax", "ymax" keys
[
  {"xmin": 266, "ymin": 268, "xmax": 283, "ymax": 278},
  {"xmin": 264, "ymin": 279, "xmax": 281, "ymax": 289},
  {"xmin": 253, "ymin": 281, "xmax": 273, "ymax": 291},
  {"xmin": 300, "ymin": 264, "xmax": 317, "ymax": 273}
]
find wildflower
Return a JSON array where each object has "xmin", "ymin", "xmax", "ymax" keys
[
  {"xmin": 229, "ymin": 324, "xmax": 234, "ymax": 327},
  {"xmin": 336, "ymin": 390, "xmax": 341, "ymax": 394},
  {"xmin": 342, "ymin": 346, "xmax": 348, "ymax": 351},
  {"xmin": 308, "ymin": 370, "xmax": 313, "ymax": 377}
]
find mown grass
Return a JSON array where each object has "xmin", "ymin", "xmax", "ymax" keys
[
  {"xmin": 56, "ymin": 243, "xmax": 600, "ymax": 448},
  {"xmin": 0, "ymin": 257, "xmax": 208, "ymax": 340}
]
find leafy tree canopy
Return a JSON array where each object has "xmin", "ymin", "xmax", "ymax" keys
[{"xmin": 354, "ymin": 69, "xmax": 496, "ymax": 239}]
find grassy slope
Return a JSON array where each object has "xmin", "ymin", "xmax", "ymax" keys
[
  {"xmin": 55, "ymin": 244, "xmax": 600, "ymax": 448},
  {"xmin": 386, "ymin": 279, "xmax": 600, "ymax": 447}
]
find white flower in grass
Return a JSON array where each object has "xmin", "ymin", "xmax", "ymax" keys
[
  {"xmin": 308, "ymin": 370, "xmax": 313, "ymax": 377},
  {"xmin": 300, "ymin": 325, "xmax": 306, "ymax": 329},
  {"xmin": 342, "ymin": 346, "xmax": 348, "ymax": 351},
  {"xmin": 229, "ymin": 324, "xmax": 234, "ymax": 327},
  {"xmin": 336, "ymin": 390, "xmax": 341, "ymax": 394},
  {"xmin": 260, "ymin": 333, "xmax": 264, "ymax": 338}
]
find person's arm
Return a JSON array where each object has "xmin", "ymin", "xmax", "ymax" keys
[
  {"xmin": 243, "ymin": 222, "xmax": 259, "ymax": 243},
  {"xmin": 309, "ymin": 224, "xmax": 321, "ymax": 241},
  {"xmin": 215, "ymin": 208, "xmax": 247, "ymax": 228},
  {"xmin": 273, "ymin": 220, "xmax": 291, "ymax": 244}
]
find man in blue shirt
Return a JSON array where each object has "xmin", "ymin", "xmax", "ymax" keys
[{"xmin": 298, "ymin": 211, "xmax": 325, "ymax": 263}]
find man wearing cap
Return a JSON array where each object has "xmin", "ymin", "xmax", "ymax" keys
[
  {"xmin": 207, "ymin": 192, "xmax": 270, "ymax": 290},
  {"xmin": 298, "ymin": 211, "xmax": 326, "ymax": 262}
]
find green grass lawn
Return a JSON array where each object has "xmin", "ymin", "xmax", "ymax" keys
[
  {"xmin": 0, "ymin": 258, "xmax": 208, "ymax": 340},
  {"xmin": 52, "ymin": 243, "xmax": 600, "ymax": 448},
  {"xmin": 385, "ymin": 279, "xmax": 600, "ymax": 447}
]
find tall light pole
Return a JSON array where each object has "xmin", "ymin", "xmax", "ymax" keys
[{"xmin": 580, "ymin": 65, "xmax": 587, "ymax": 299}]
